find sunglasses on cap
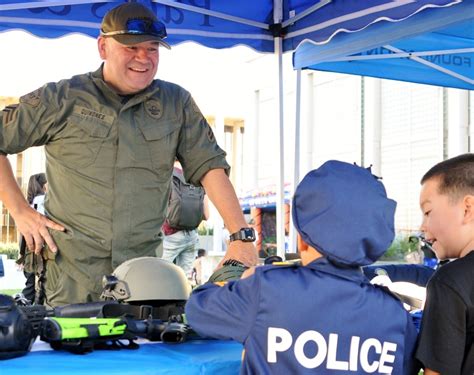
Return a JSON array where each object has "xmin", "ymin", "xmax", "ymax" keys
[{"xmin": 101, "ymin": 18, "xmax": 167, "ymax": 39}]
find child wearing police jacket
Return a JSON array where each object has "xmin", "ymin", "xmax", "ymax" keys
[
  {"xmin": 415, "ymin": 153, "xmax": 474, "ymax": 375},
  {"xmin": 186, "ymin": 160, "xmax": 418, "ymax": 374}
]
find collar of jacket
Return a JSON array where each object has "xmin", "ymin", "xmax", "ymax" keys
[
  {"xmin": 90, "ymin": 64, "xmax": 161, "ymax": 106},
  {"xmin": 305, "ymin": 257, "xmax": 368, "ymax": 284}
]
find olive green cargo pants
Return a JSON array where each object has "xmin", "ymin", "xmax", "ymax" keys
[{"xmin": 43, "ymin": 260, "xmax": 101, "ymax": 307}]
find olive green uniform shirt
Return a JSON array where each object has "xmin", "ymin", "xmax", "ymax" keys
[{"xmin": 0, "ymin": 66, "xmax": 229, "ymax": 294}]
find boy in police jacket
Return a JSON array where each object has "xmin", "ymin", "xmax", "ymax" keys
[{"xmin": 186, "ymin": 160, "xmax": 418, "ymax": 374}]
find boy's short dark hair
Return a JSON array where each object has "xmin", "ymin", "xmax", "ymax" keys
[
  {"xmin": 421, "ymin": 153, "xmax": 474, "ymax": 199},
  {"xmin": 197, "ymin": 249, "xmax": 206, "ymax": 257}
]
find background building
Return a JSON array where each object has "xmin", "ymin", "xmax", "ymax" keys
[{"xmin": 241, "ymin": 52, "xmax": 473, "ymax": 241}]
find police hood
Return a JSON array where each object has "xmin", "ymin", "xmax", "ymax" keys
[{"xmin": 292, "ymin": 160, "xmax": 396, "ymax": 266}]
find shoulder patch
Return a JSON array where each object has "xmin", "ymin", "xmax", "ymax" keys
[
  {"xmin": 190, "ymin": 97, "xmax": 202, "ymax": 114},
  {"xmin": 206, "ymin": 124, "xmax": 215, "ymax": 142},
  {"xmin": 20, "ymin": 88, "xmax": 42, "ymax": 107},
  {"xmin": 2, "ymin": 104, "xmax": 19, "ymax": 126}
]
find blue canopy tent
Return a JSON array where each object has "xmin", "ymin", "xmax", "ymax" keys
[
  {"xmin": 293, "ymin": 0, "xmax": 474, "ymax": 90},
  {"xmin": 0, "ymin": 0, "xmax": 466, "ymax": 255},
  {"xmin": 1, "ymin": 0, "xmax": 462, "ymax": 53}
]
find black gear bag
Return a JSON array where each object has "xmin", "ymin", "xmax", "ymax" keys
[{"xmin": 166, "ymin": 170, "xmax": 205, "ymax": 230}]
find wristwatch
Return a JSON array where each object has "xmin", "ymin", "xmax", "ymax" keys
[{"xmin": 229, "ymin": 227, "xmax": 256, "ymax": 242}]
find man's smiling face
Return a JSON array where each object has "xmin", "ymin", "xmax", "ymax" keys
[{"xmin": 99, "ymin": 37, "xmax": 159, "ymax": 95}]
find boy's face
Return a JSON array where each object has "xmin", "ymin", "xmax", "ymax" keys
[{"xmin": 420, "ymin": 177, "xmax": 474, "ymax": 259}]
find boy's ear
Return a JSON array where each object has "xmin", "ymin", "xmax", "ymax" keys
[{"xmin": 463, "ymin": 194, "xmax": 474, "ymax": 223}]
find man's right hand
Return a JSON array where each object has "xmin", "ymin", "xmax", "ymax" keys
[
  {"xmin": 15, "ymin": 206, "xmax": 65, "ymax": 254},
  {"xmin": 0, "ymin": 155, "xmax": 65, "ymax": 254}
]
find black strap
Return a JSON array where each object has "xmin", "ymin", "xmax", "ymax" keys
[
  {"xmin": 102, "ymin": 303, "xmax": 184, "ymax": 320},
  {"xmin": 34, "ymin": 254, "xmax": 46, "ymax": 305}
]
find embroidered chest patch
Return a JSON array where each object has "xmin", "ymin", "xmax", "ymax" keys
[{"xmin": 145, "ymin": 99, "xmax": 163, "ymax": 120}]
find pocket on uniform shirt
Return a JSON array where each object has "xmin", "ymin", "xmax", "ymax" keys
[
  {"xmin": 137, "ymin": 117, "xmax": 180, "ymax": 179},
  {"xmin": 59, "ymin": 107, "xmax": 114, "ymax": 168}
]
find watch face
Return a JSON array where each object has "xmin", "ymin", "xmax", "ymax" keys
[
  {"xmin": 230, "ymin": 227, "xmax": 256, "ymax": 242},
  {"xmin": 242, "ymin": 228, "xmax": 256, "ymax": 241}
]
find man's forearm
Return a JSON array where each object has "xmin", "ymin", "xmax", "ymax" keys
[
  {"xmin": 200, "ymin": 168, "xmax": 247, "ymax": 233},
  {"xmin": 0, "ymin": 155, "xmax": 30, "ymax": 216},
  {"xmin": 201, "ymin": 168, "xmax": 257, "ymax": 267}
]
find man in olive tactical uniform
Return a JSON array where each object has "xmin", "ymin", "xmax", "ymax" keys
[{"xmin": 0, "ymin": 3, "xmax": 257, "ymax": 306}]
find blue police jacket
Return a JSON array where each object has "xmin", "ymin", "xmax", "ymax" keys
[{"xmin": 186, "ymin": 258, "xmax": 418, "ymax": 374}]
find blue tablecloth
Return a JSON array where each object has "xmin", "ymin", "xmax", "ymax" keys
[{"xmin": 2, "ymin": 339, "xmax": 243, "ymax": 374}]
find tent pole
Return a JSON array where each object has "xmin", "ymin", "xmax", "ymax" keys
[
  {"xmin": 370, "ymin": 79, "xmax": 382, "ymax": 176},
  {"xmin": 274, "ymin": 35, "xmax": 285, "ymax": 259},
  {"xmin": 469, "ymin": 92, "xmax": 473, "ymax": 153},
  {"xmin": 289, "ymin": 69, "xmax": 302, "ymax": 254},
  {"xmin": 212, "ymin": 114, "xmax": 226, "ymax": 254},
  {"xmin": 274, "ymin": 0, "xmax": 285, "ymax": 259},
  {"xmin": 447, "ymin": 88, "xmax": 470, "ymax": 157}
]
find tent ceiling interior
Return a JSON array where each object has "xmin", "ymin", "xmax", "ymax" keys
[{"xmin": 293, "ymin": 0, "xmax": 474, "ymax": 90}]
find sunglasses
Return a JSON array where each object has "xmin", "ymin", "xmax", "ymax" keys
[{"xmin": 101, "ymin": 18, "xmax": 167, "ymax": 39}]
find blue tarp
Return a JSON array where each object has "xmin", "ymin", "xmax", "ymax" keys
[
  {"xmin": 0, "ymin": 0, "xmax": 463, "ymax": 53},
  {"xmin": 2, "ymin": 339, "xmax": 243, "ymax": 374},
  {"xmin": 293, "ymin": 0, "xmax": 474, "ymax": 90}
]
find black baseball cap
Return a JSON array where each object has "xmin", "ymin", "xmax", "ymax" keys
[{"xmin": 100, "ymin": 3, "xmax": 170, "ymax": 49}]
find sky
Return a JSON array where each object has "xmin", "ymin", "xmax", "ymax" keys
[{"xmin": 0, "ymin": 30, "xmax": 270, "ymax": 117}]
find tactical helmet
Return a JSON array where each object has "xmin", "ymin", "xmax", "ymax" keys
[{"xmin": 101, "ymin": 257, "xmax": 191, "ymax": 303}]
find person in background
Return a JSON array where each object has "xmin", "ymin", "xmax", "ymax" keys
[
  {"xmin": 0, "ymin": 2, "xmax": 256, "ymax": 307},
  {"xmin": 186, "ymin": 160, "xmax": 418, "ymax": 374},
  {"xmin": 415, "ymin": 153, "xmax": 474, "ymax": 375},
  {"xmin": 191, "ymin": 248, "xmax": 207, "ymax": 286},
  {"xmin": 17, "ymin": 173, "xmax": 47, "ymax": 303},
  {"xmin": 217, "ymin": 224, "xmax": 229, "ymax": 253}
]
